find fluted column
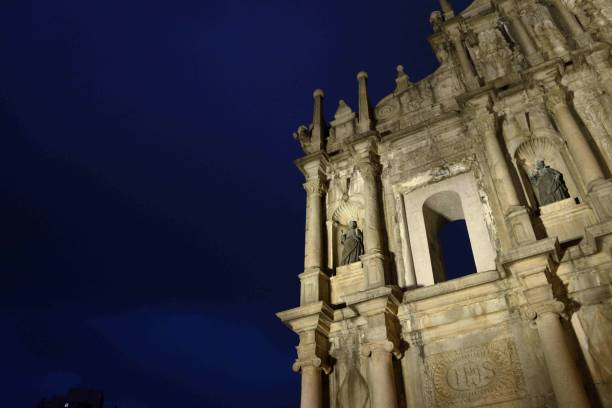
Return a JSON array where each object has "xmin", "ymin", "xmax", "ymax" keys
[
  {"xmin": 357, "ymin": 71, "xmax": 373, "ymax": 133},
  {"xmin": 449, "ymin": 29, "xmax": 479, "ymax": 90},
  {"xmin": 530, "ymin": 301, "xmax": 590, "ymax": 408},
  {"xmin": 362, "ymin": 342, "xmax": 399, "ymax": 408},
  {"xmin": 545, "ymin": 86, "xmax": 604, "ymax": 189}
]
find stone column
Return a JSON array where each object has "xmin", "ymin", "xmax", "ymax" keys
[
  {"xmin": 449, "ymin": 29, "xmax": 479, "ymax": 90},
  {"xmin": 475, "ymin": 113, "xmax": 522, "ymax": 210},
  {"xmin": 357, "ymin": 156, "xmax": 387, "ymax": 288},
  {"xmin": 298, "ymin": 155, "xmax": 330, "ymax": 305},
  {"xmin": 562, "ymin": 70, "xmax": 612, "ymax": 172},
  {"xmin": 297, "ymin": 364, "xmax": 323, "ymax": 408},
  {"xmin": 483, "ymin": 110, "xmax": 538, "ymax": 245},
  {"xmin": 363, "ymin": 342, "xmax": 399, "ymax": 408},
  {"xmin": 504, "ymin": 9, "xmax": 543, "ymax": 65},
  {"xmin": 303, "ymin": 177, "xmax": 326, "ymax": 270},
  {"xmin": 357, "ymin": 71, "xmax": 373, "ymax": 133},
  {"xmin": 531, "ymin": 301, "xmax": 590, "ymax": 408},
  {"xmin": 545, "ymin": 86, "xmax": 605, "ymax": 190},
  {"xmin": 547, "ymin": 0, "xmax": 591, "ymax": 46}
]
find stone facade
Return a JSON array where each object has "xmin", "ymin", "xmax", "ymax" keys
[{"xmin": 277, "ymin": 0, "xmax": 612, "ymax": 407}]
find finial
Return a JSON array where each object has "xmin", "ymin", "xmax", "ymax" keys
[
  {"xmin": 395, "ymin": 65, "xmax": 411, "ymax": 93},
  {"xmin": 310, "ymin": 88, "xmax": 326, "ymax": 151},
  {"xmin": 356, "ymin": 71, "xmax": 373, "ymax": 133}
]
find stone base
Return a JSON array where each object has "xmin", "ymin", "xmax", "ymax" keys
[
  {"xmin": 299, "ymin": 268, "xmax": 330, "ymax": 305},
  {"xmin": 534, "ymin": 198, "xmax": 596, "ymax": 243},
  {"xmin": 330, "ymin": 262, "xmax": 365, "ymax": 305}
]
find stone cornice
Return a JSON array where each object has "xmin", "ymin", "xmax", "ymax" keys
[
  {"xmin": 294, "ymin": 151, "xmax": 330, "ymax": 179},
  {"xmin": 276, "ymin": 301, "xmax": 334, "ymax": 335},
  {"xmin": 500, "ymin": 237, "xmax": 560, "ymax": 266}
]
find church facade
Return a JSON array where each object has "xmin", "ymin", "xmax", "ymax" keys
[{"xmin": 277, "ymin": 0, "xmax": 612, "ymax": 407}]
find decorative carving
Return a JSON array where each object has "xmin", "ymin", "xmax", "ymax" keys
[
  {"xmin": 430, "ymin": 11, "xmax": 443, "ymax": 32},
  {"xmin": 375, "ymin": 98, "xmax": 400, "ymax": 121},
  {"xmin": 332, "ymin": 200, "xmax": 364, "ymax": 226},
  {"xmin": 303, "ymin": 179, "xmax": 327, "ymax": 196},
  {"xmin": 424, "ymin": 339, "xmax": 526, "ymax": 407},
  {"xmin": 470, "ymin": 29, "xmax": 514, "ymax": 81},
  {"xmin": 293, "ymin": 125, "xmax": 312, "ymax": 152},
  {"xmin": 337, "ymin": 365, "xmax": 370, "ymax": 408}
]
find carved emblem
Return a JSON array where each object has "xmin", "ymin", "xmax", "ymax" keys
[{"xmin": 424, "ymin": 338, "xmax": 526, "ymax": 407}]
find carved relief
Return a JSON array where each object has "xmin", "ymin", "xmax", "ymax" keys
[
  {"xmin": 469, "ymin": 29, "xmax": 514, "ymax": 82},
  {"xmin": 424, "ymin": 339, "xmax": 526, "ymax": 407}
]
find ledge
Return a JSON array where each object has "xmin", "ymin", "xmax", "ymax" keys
[{"xmin": 402, "ymin": 270, "xmax": 503, "ymax": 303}]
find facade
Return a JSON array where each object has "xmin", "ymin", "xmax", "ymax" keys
[{"xmin": 276, "ymin": 0, "xmax": 612, "ymax": 407}]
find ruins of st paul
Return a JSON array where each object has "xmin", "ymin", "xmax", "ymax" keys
[{"xmin": 277, "ymin": 0, "xmax": 612, "ymax": 407}]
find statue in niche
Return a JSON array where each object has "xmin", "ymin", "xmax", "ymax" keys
[
  {"xmin": 529, "ymin": 160, "xmax": 570, "ymax": 206},
  {"xmin": 340, "ymin": 220, "xmax": 364, "ymax": 266}
]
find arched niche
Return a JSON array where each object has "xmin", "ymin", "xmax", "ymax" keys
[
  {"xmin": 514, "ymin": 137, "xmax": 581, "ymax": 207},
  {"xmin": 328, "ymin": 200, "xmax": 365, "ymax": 270},
  {"xmin": 402, "ymin": 172, "xmax": 497, "ymax": 287}
]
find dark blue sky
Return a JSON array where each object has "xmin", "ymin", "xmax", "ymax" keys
[{"xmin": 1, "ymin": 0, "xmax": 471, "ymax": 406}]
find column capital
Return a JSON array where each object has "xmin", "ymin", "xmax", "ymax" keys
[
  {"xmin": 361, "ymin": 340, "xmax": 402, "ymax": 359},
  {"xmin": 525, "ymin": 300, "xmax": 565, "ymax": 320},
  {"xmin": 355, "ymin": 160, "xmax": 381, "ymax": 182},
  {"xmin": 302, "ymin": 179, "xmax": 328, "ymax": 196},
  {"xmin": 292, "ymin": 356, "xmax": 332, "ymax": 375},
  {"xmin": 545, "ymin": 84, "xmax": 569, "ymax": 112}
]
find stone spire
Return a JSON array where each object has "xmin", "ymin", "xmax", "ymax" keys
[
  {"xmin": 311, "ymin": 89, "xmax": 326, "ymax": 151},
  {"xmin": 357, "ymin": 71, "xmax": 373, "ymax": 133},
  {"xmin": 439, "ymin": 0, "xmax": 454, "ymax": 19}
]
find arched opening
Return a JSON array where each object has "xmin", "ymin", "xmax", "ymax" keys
[{"xmin": 423, "ymin": 191, "xmax": 477, "ymax": 283}]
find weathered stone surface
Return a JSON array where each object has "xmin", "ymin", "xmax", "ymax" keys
[{"xmin": 280, "ymin": 0, "xmax": 612, "ymax": 407}]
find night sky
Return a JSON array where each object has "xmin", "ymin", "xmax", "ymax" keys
[{"xmin": 1, "ymin": 0, "xmax": 472, "ymax": 406}]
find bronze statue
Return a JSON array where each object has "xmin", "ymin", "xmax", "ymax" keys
[
  {"xmin": 529, "ymin": 159, "xmax": 570, "ymax": 206},
  {"xmin": 340, "ymin": 221, "xmax": 364, "ymax": 266}
]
